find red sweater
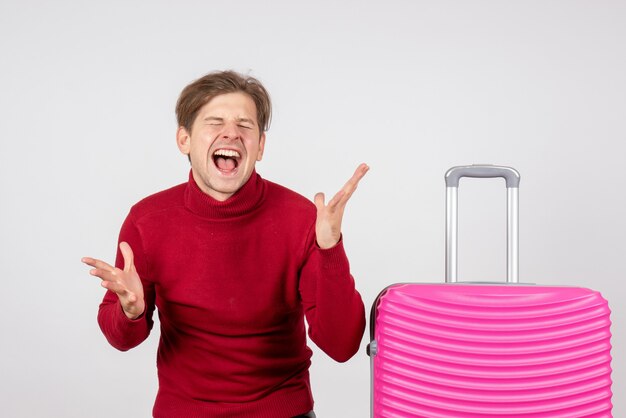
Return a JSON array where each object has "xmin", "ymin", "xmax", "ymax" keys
[{"xmin": 98, "ymin": 171, "xmax": 366, "ymax": 418}]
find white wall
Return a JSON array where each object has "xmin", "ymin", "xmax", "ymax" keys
[{"xmin": 1, "ymin": 0, "xmax": 624, "ymax": 416}]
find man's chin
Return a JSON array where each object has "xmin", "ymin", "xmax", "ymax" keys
[{"xmin": 208, "ymin": 175, "xmax": 251, "ymax": 199}]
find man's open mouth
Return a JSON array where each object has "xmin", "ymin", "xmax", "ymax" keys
[{"xmin": 213, "ymin": 149, "xmax": 241, "ymax": 173}]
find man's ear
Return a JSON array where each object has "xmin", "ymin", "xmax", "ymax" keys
[
  {"xmin": 256, "ymin": 133, "xmax": 266, "ymax": 162},
  {"xmin": 176, "ymin": 126, "xmax": 191, "ymax": 155}
]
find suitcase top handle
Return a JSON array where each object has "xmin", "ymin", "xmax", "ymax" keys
[
  {"xmin": 445, "ymin": 165, "xmax": 520, "ymax": 188},
  {"xmin": 445, "ymin": 165, "xmax": 521, "ymax": 283}
]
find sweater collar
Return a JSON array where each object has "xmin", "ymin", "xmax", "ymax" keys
[{"xmin": 184, "ymin": 169, "xmax": 266, "ymax": 219}]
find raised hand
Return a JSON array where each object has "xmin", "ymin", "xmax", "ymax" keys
[
  {"xmin": 82, "ymin": 242, "xmax": 145, "ymax": 319},
  {"xmin": 314, "ymin": 163, "xmax": 369, "ymax": 249}
]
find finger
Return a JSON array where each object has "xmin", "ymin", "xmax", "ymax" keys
[
  {"xmin": 314, "ymin": 164, "xmax": 369, "ymax": 210},
  {"xmin": 89, "ymin": 267, "xmax": 121, "ymax": 283},
  {"xmin": 101, "ymin": 280, "xmax": 129, "ymax": 296},
  {"xmin": 343, "ymin": 163, "xmax": 369, "ymax": 194},
  {"xmin": 329, "ymin": 164, "xmax": 369, "ymax": 208},
  {"xmin": 119, "ymin": 242, "xmax": 135, "ymax": 273},
  {"xmin": 326, "ymin": 189, "xmax": 346, "ymax": 209},
  {"xmin": 353, "ymin": 162, "xmax": 370, "ymax": 178},
  {"xmin": 83, "ymin": 257, "xmax": 115, "ymax": 272},
  {"xmin": 314, "ymin": 192, "xmax": 326, "ymax": 211}
]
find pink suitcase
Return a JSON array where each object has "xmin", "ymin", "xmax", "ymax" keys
[{"xmin": 367, "ymin": 165, "xmax": 613, "ymax": 417}]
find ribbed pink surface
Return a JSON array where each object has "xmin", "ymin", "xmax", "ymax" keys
[{"xmin": 373, "ymin": 284, "xmax": 613, "ymax": 417}]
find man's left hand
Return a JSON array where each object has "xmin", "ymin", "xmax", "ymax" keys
[{"xmin": 314, "ymin": 163, "xmax": 369, "ymax": 249}]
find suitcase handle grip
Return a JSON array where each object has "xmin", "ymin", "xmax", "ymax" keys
[
  {"xmin": 445, "ymin": 165, "xmax": 520, "ymax": 283},
  {"xmin": 445, "ymin": 165, "xmax": 520, "ymax": 188}
]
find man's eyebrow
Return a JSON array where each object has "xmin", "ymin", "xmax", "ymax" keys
[
  {"xmin": 202, "ymin": 116, "xmax": 255, "ymax": 125},
  {"xmin": 236, "ymin": 117, "xmax": 256, "ymax": 125}
]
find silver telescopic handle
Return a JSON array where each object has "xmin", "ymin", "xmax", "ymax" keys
[{"xmin": 445, "ymin": 165, "xmax": 521, "ymax": 284}]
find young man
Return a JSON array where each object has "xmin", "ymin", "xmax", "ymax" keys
[{"xmin": 83, "ymin": 71, "xmax": 368, "ymax": 418}]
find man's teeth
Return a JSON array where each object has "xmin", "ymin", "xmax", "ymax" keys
[{"xmin": 214, "ymin": 149, "xmax": 241, "ymax": 158}]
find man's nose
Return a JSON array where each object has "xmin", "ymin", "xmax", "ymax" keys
[{"xmin": 220, "ymin": 122, "xmax": 242, "ymax": 140}]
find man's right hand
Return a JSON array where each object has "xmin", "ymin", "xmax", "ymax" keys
[{"xmin": 82, "ymin": 242, "xmax": 145, "ymax": 320}]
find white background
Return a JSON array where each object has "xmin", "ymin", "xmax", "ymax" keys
[{"xmin": 1, "ymin": 0, "xmax": 624, "ymax": 416}]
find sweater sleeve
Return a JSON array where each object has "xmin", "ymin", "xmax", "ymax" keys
[
  {"xmin": 97, "ymin": 211, "xmax": 156, "ymax": 351},
  {"xmin": 298, "ymin": 226, "xmax": 366, "ymax": 362}
]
